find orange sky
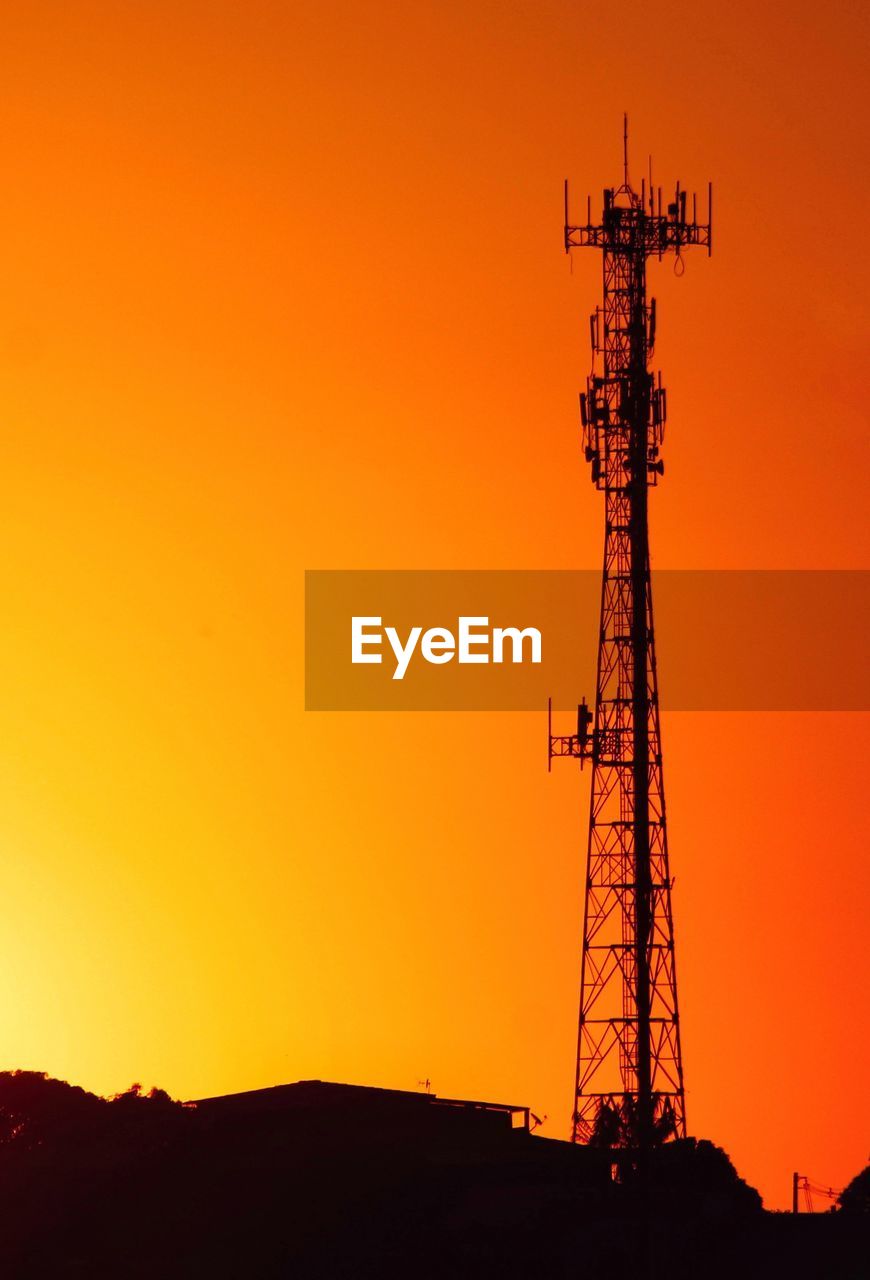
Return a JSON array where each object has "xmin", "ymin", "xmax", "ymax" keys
[{"xmin": 0, "ymin": 1, "xmax": 866, "ymax": 1210}]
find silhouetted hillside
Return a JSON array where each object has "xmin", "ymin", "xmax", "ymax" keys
[{"xmin": 0, "ymin": 1071, "xmax": 865, "ymax": 1278}]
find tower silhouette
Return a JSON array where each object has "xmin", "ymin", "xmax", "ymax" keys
[{"xmin": 549, "ymin": 122, "xmax": 711, "ymax": 1149}]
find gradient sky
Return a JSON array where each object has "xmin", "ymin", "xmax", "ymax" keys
[{"xmin": 0, "ymin": 1, "xmax": 867, "ymax": 1210}]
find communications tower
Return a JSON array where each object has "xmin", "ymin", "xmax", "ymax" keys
[{"xmin": 549, "ymin": 122, "xmax": 711, "ymax": 1151}]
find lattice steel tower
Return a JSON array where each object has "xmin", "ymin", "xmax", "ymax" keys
[{"xmin": 549, "ymin": 122, "xmax": 711, "ymax": 1150}]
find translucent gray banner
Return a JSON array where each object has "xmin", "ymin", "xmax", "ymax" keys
[{"xmin": 304, "ymin": 570, "xmax": 870, "ymax": 711}]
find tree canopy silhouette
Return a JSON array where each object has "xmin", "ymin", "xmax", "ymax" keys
[
  {"xmin": 838, "ymin": 1161, "xmax": 870, "ymax": 1215},
  {"xmin": 0, "ymin": 1069, "xmax": 186, "ymax": 1161}
]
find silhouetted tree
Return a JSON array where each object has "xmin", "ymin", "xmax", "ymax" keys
[
  {"xmin": 838, "ymin": 1162, "xmax": 870, "ymax": 1214},
  {"xmin": 589, "ymin": 1096, "xmax": 624, "ymax": 1146},
  {"xmin": 0, "ymin": 1070, "xmax": 104, "ymax": 1150},
  {"xmin": 589, "ymin": 1092, "xmax": 678, "ymax": 1148},
  {"xmin": 0, "ymin": 1069, "xmax": 185, "ymax": 1159},
  {"xmin": 650, "ymin": 1137, "xmax": 763, "ymax": 1213}
]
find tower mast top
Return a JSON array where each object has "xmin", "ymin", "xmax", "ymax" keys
[
  {"xmin": 622, "ymin": 112, "xmax": 629, "ymax": 191},
  {"xmin": 563, "ymin": 146, "xmax": 712, "ymax": 259}
]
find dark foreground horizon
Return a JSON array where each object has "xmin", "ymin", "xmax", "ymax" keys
[{"xmin": 0, "ymin": 1071, "xmax": 865, "ymax": 1278}]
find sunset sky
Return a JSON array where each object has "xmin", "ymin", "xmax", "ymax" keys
[{"xmin": 0, "ymin": 1, "xmax": 866, "ymax": 1210}]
